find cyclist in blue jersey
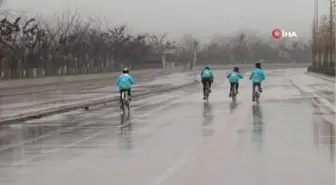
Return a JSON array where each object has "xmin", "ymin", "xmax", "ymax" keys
[
  {"xmin": 117, "ymin": 68, "xmax": 135, "ymax": 102},
  {"xmin": 227, "ymin": 66, "xmax": 243, "ymax": 97},
  {"xmin": 249, "ymin": 63, "xmax": 265, "ymax": 101},
  {"xmin": 200, "ymin": 66, "xmax": 214, "ymax": 100}
]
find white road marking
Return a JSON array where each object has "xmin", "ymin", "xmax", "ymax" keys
[
  {"xmin": 291, "ymin": 75, "xmax": 335, "ymax": 126},
  {"xmin": 147, "ymin": 153, "xmax": 192, "ymax": 185}
]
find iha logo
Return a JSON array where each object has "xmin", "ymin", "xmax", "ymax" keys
[{"xmin": 272, "ymin": 29, "xmax": 297, "ymax": 39}]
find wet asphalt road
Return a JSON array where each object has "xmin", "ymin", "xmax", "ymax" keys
[
  {"xmin": 0, "ymin": 71, "xmax": 188, "ymax": 119},
  {"xmin": 0, "ymin": 68, "xmax": 334, "ymax": 185}
]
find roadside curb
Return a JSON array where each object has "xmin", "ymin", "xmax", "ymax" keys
[
  {"xmin": 0, "ymin": 69, "xmax": 165, "ymax": 91},
  {"xmin": 291, "ymin": 78, "xmax": 335, "ymax": 125},
  {"xmin": 0, "ymin": 70, "xmax": 192, "ymax": 97},
  {"xmin": 0, "ymin": 80, "xmax": 198, "ymax": 125},
  {"xmin": 305, "ymin": 72, "xmax": 336, "ymax": 82},
  {"xmin": 0, "ymin": 67, "xmax": 187, "ymax": 90}
]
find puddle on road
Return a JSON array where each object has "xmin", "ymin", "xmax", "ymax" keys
[
  {"xmin": 200, "ymin": 101, "xmax": 233, "ymax": 145},
  {"xmin": 0, "ymin": 110, "xmax": 123, "ymax": 155},
  {"xmin": 117, "ymin": 113, "xmax": 134, "ymax": 151},
  {"xmin": 202, "ymin": 102, "xmax": 214, "ymax": 139},
  {"xmin": 136, "ymin": 84, "xmax": 168, "ymax": 89},
  {"xmin": 250, "ymin": 104, "xmax": 265, "ymax": 152},
  {"xmin": 229, "ymin": 100, "xmax": 240, "ymax": 113},
  {"xmin": 320, "ymin": 90, "xmax": 335, "ymax": 95},
  {"xmin": 239, "ymin": 98, "xmax": 335, "ymax": 162},
  {"xmin": 312, "ymin": 106, "xmax": 335, "ymax": 161}
]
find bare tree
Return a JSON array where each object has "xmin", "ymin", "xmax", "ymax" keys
[
  {"xmin": 0, "ymin": 9, "xmax": 313, "ymax": 79},
  {"xmin": 147, "ymin": 33, "xmax": 175, "ymax": 68}
]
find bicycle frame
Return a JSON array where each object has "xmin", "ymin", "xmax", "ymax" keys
[
  {"xmin": 204, "ymin": 81, "xmax": 210, "ymax": 100},
  {"xmin": 253, "ymin": 87, "xmax": 260, "ymax": 103},
  {"xmin": 121, "ymin": 91, "xmax": 130, "ymax": 112},
  {"xmin": 231, "ymin": 84, "xmax": 238, "ymax": 100}
]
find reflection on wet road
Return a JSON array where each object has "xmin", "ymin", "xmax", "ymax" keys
[
  {"xmin": 0, "ymin": 68, "xmax": 334, "ymax": 185},
  {"xmin": 0, "ymin": 71, "xmax": 192, "ymax": 119},
  {"xmin": 118, "ymin": 112, "xmax": 133, "ymax": 150},
  {"xmin": 202, "ymin": 102, "xmax": 214, "ymax": 140},
  {"xmin": 251, "ymin": 104, "xmax": 264, "ymax": 152}
]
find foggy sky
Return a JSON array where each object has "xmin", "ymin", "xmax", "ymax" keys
[{"xmin": 3, "ymin": 0, "xmax": 330, "ymax": 41}]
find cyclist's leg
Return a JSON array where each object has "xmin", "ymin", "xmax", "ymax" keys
[
  {"xmin": 232, "ymin": 82, "xmax": 238, "ymax": 93},
  {"xmin": 236, "ymin": 82, "xmax": 239, "ymax": 93},
  {"xmin": 201, "ymin": 79, "xmax": 206, "ymax": 96},
  {"xmin": 127, "ymin": 88, "xmax": 132, "ymax": 100},
  {"xmin": 258, "ymin": 83, "xmax": 263, "ymax": 92},
  {"xmin": 208, "ymin": 79, "xmax": 212, "ymax": 93},
  {"xmin": 252, "ymin": 83, "xmax": 256, "ymax": 101},
  {"xmin": 229, "ymin": 82, "xmax": 233, "ymax": 97},
  {"xmin": 119, "ymin": 89, "xmax": 124, "ymax": 104}
]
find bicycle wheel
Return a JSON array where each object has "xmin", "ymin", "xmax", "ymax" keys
[
  {"xmin": 121, "ymin": 91, "xmax": 126, "ymax": 112},
  {"xmin": 125, "ymin": 93, "xmax": 130, "ymax": 112},
  {"xmin": 232, "ymin": 87, "xmax": 236, "ymax": 101},
  {"xmin": 204, "ymin": 82, "xmax": 210, "ymax": 100},
  {"xmin": 255, "ymin": 91, "xmax": 260, "ymax": 103}
]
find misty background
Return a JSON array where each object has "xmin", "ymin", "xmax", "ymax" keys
[
  {"xmin": 0, "ymin": 0, "xmax": 332, "ymax": 79},
  {"xmin": 3, "ymin": 0, "xmax": 330, "ymax": 41}
]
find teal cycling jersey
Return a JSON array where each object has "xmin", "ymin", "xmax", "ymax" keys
[
  {"xmin": 227, "ymin": 72, "xmax": 243, "ymax": 83},
  {"xmin": 117, "ymin": 74, "xmax": 135, "ymax": 90},
  {"xmin": 201, "ymin": 69, "xmax": 214, "ymax": 79},
  {"xmin": 249, "ymin": 68, "xmax": 265, "ymax": 84}
]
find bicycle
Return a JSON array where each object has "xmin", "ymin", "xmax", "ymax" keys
[
  {"xmin": 230, "ymin": 83, "xmax": 238, "ymax": 101},
  {"xmin": 253, "ymin": 85, "xmax": 261, "ymax": 103},
  {"xmin": 204, "ymin": 81, "xmax": 210, "ymax": 101},
  {"xmin": 120, "ymin": 90, "xmax": 130, "ymax": 112}
]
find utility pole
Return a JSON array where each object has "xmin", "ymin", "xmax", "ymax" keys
[
  {"xmin": 314, "ymin": 0, "xmax": 319, "ymax": 33},
  {"xmin": 192, "ymin": 40, "xmax": 198, "ymax": 81},
  {"xmin": 329, "ymin": 0, "xmax": 333, "ymax": 42},
  {"xmin": 330, "ymin": 0, "xmax": 333, "ymax": 67},
  {"xmin": 314, "ymin": 0, "xmax": 319, "ymax": 67}
]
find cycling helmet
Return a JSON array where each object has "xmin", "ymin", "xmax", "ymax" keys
[
  {"xmin": 233, "ymin": 66, "xmax": 239, "ymax": 72},
  {"xmin": 122, "ymin": 68, "xmax": 129, "ymax": 74},
  {"xmin": 255, "ymin": 62, "xmax": 261, "ymax": 69},
  {"xmin": 205, "ymin": 66, "xmax": 210, "ymax": 70}
]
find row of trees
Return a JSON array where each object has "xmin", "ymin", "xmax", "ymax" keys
[
  {"xmin": 182, "ymin": 33, "xmax": 311, "ymax": 65},
  {"xmin": 309, "ymin": 0, "xmax": 336, "ymax": 76},
  {"xmin": 0, "ymin": 11, "xmax": 176, "ymax": 78},
  {"xmin": 0, "ymin": 10, "xmax": 312, "ymax": 79}
]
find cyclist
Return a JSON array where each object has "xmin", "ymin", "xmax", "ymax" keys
[
  {"xmin": 117, "ymin": 68, "xmax": 135, "ymax": 102},
  {"xmin": 227, "ymin": 66, "xmax": 243, "ymax": 97},
  {"xmin": 249, "ymin": 62, "xmax": 265, "ymax": 101},
  {"xmin": 200, "ymin": 66, "xmax": 214, "ymax": 100}
]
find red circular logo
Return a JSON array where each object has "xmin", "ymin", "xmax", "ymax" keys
[{"xmin": 272, "ymin": 29, "xmax": 282, "ymax": 39}]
